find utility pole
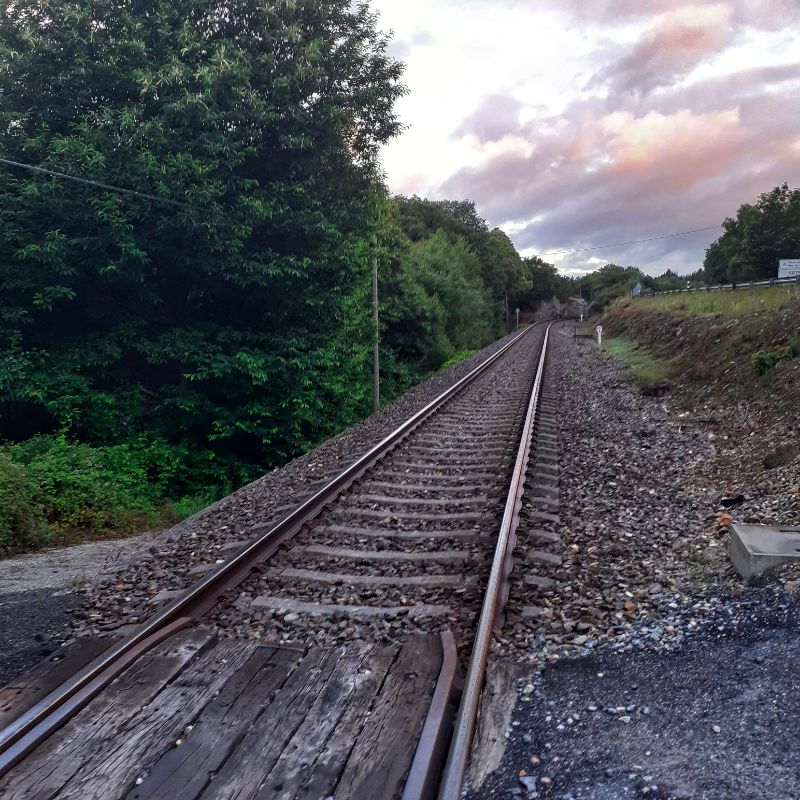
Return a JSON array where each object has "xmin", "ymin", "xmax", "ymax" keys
[{"xmin": 371, "ymin": 232, "xmax": 380, "ymax": 413}]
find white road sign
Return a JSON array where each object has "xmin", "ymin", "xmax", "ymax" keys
[{"xmin": 779, "ymin": 259, "xmax": 800, "ymax": 278}]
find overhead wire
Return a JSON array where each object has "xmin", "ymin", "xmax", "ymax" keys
[
  {"xmin": 0, "ymin": 156, "xmax": 199, "ymax": 210},
  {"xmin": 538, "ymin": 224, "xmax": 722, "ymax": 256}
]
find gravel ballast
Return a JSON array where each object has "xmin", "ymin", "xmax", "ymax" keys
[
  {"xmin": 0, "ymin": 535, "xmax": 151, "ymax": 684},
  {"xmin": 470, "ymin": 324, "xmax": 799, "ymax": 800}
]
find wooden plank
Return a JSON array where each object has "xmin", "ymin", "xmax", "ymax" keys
[
  {"xmin": 253, "ymin": 644, "xmax": 400, "ymax": 799},
  {"xmin": 0, "ymin": 627, "xmax": 217, "ymax": 800},
  {"xmin": 127, "ymin": 646, "xmax": 301, "ymax": 800},
  {"xmin": 53, "ymin": 638, "xmax": 256, "ymax": 800},
  {"xmin": 0, "ymin": 636, "xmax": 119, "ymax": 731},
  {"xmin": 196, "ymin": 646, "xmax": 346, "ymax": 799},
  {"xmin": 334, "ymin": 636, "xmax": 441, "ymax": 800}
]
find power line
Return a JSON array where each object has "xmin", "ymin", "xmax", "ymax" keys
[
  {"xmin": 0, "ymin": 156, "xmax": 198, "ymax": 210},
  {"xmin": 538, "ymin": 224, "xmax": 722, "ymax": 256}
]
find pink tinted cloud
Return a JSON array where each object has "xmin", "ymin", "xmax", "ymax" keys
[
  {"xmin": 596, "ymin": 4, "xmax": 733, "ymax": 94},
  {"xmin": 537, "ymin": 0, "xmax": 798, "ymax": 30},
  {"xmin": 423, "ymin": 0, "xmax": 800, "ymax": 272},
  {"xmin": 441, "ymin": 94, "xmax": 800, "ymax": 270}
]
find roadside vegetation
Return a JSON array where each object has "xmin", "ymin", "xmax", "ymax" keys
[
  {"xmin": 620, "ymin": 284, "xmax": 800, "ymax": 317},
  {"xmin": 602, "ymin": 339, "xmax": 679, "ymax": 392},
  {"xmin": 601, "ymin": 284, "xmax": 800, "ymax": 419}
]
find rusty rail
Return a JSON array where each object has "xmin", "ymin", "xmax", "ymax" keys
[
  {"xmin": 0, "ymin": 325, "xmax": 539, "ymax": 777},
  {"xmin": 437, "ymin": 322, "xmax": 553, "ymax": 800}
]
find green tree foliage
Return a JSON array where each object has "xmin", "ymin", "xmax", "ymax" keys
[
  {"xmin": 0, "ymin": 449, "xmax": 48, "ymax": 553},
  {"xmin": 703, "ymin": 184, "xmax": 800, "ymax": 283},
  {"xmin": 391, "ymin": 196, "xmax": 526, "ymax": 329},
  {"xmin": 0, "ymin": 3, "xmax": 535, "ymax": 552},
  {"xmin": 0, "ymin": 0, "xmax": 404, "ymax": 491},
  {"xmin": 377, "ymin": 197, "xmax": 507, "ymax": 394},
  {"xmin": 578, "ymin": 264, "xmax": 643, "ymax": 309}
]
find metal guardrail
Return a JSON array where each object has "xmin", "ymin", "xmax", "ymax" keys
[{"xmin": 635, "ymin": 275, "xmax": 800, "ymax": 298}]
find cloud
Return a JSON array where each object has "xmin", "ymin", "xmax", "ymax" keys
[
  {"xmin": 595, "ymin": 4, "xmax": 733, "ymax": 95},
  {"xmin": 387, "ymin": 28, "xmax": 436, "ymax": 60},
  {"xmin": 453, "ymin": 94, "xmax": 524, "ymax": 142},
  {"xmin": 442, "ymin": 95, "xmax": 800, "ymax": 272},
  {"xmin": 531, "ymin": 0, "xmax": 799, "ymax": 30},
  {"xmin": 375, "ymin": 0, "xmax": 800, "ymax": 274}
]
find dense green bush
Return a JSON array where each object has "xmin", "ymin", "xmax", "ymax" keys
[
  {"xmin": 0, "ymin": 451, "xmax": 49, "ymax": 554},
  {"xmin": 1, "ymin": 435, "xmax": 218, "ymax": 552},
  {"xmin": 752, "ymin": 334, "xmax": 800, "ymax": 375}
]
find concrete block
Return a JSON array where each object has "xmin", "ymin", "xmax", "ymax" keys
[{"xmin": 728, "ymin": 522, "xmax": 800, "ymax": 580}]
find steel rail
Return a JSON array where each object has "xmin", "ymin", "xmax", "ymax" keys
[
  {"xmin": 0, "ymin": 324, "xmax": 539, "ymax": 777},
  {"xmin": 438, "ymin": 323, "xmax": 553, "ymax": 800}
]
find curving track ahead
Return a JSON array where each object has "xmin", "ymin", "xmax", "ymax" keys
[{"xmin": 0, "ymin": 322, "xmax": 556, "ymax": 800}]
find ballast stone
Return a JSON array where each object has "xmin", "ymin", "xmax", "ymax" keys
[{"xmin": 728, "ymin": 522, "xmax": 800, "ymax": 579}]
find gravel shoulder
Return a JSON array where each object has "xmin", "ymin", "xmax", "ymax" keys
[
  {"xmin": 0, "ymin": 535, "xmax": 152, "ymax": 684},
  {"xmin": 470, "ymin": 324, "xmax": 799, "ymax": 800}
]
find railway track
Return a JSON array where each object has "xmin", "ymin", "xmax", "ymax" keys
[{"xmin": 0, "ymin": 322, "xmax": 557, "ymax": 799}]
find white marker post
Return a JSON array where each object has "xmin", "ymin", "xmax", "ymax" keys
[{"xmin": 596, "ymin": 324, "xmax": 603, "ymax": 347}]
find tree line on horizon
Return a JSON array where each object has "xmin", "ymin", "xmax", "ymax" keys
[{"xmin": 561, "ymin": 183, "xmax": 800, "ymax": 308}]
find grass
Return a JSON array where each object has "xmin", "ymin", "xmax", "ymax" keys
[
  {"xmin": 439, "ymin": 348, "xmax": 476, "ymax": 371},
  {"xmin": 624, "ymin": 284, "xmax": 800, "ymax": 317},
  {"xmin": 603, "ymin": 338, "xmax": 679, "ymax": 389}
]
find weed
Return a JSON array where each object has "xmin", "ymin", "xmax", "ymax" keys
[
  {"xmin": 0, "ymin": 435, "xmax": 221, "ymax": 555},
  {"xmin": 752, "ymin": 339, "xmax": 799, "ymax": 375},
  {"xmin": 603, "ymin": 338, "xmax": 678, "ymax": 390},
  {"xmin": 439, "ymin": 349, "xmax": 476, "ymax": 371}
]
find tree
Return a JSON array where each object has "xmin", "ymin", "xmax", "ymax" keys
[
  {"xmin": 0, "ymin": 0, "xmax": 405, "ymax": 486},
  {"xmin": 481, "ymin": 229, "xmax": 526, "ymax": 327},
  {"xmin": 703, "ymin": 184, "xmax": 800, "ymax": 283}
]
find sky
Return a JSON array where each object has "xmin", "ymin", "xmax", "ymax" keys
[{"xmin": 371, "ymin": 0, "xmax": 800, "ymax": 276}]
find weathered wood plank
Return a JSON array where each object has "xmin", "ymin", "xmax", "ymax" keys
[
  {"xmin": 54, "ymin": 638, "xmax": 257, "ymax": 800},
  {"xmin": 127, "ymin": 646, "xmax": 300, "ymax": 800},
  {"xmin": 334, "ymin": 635, "xmax": 441, "ymax": 800},
  {"xmin": 255, "ymin": 644, "xmax": 399, "ymax": 799},
  {"xmin": 0, "ymin": 627, "xmax": 216, "ymax": 800},
  {"xmin": 197, "ymin": 647, "xmax": 343, "ymax": 800}
]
